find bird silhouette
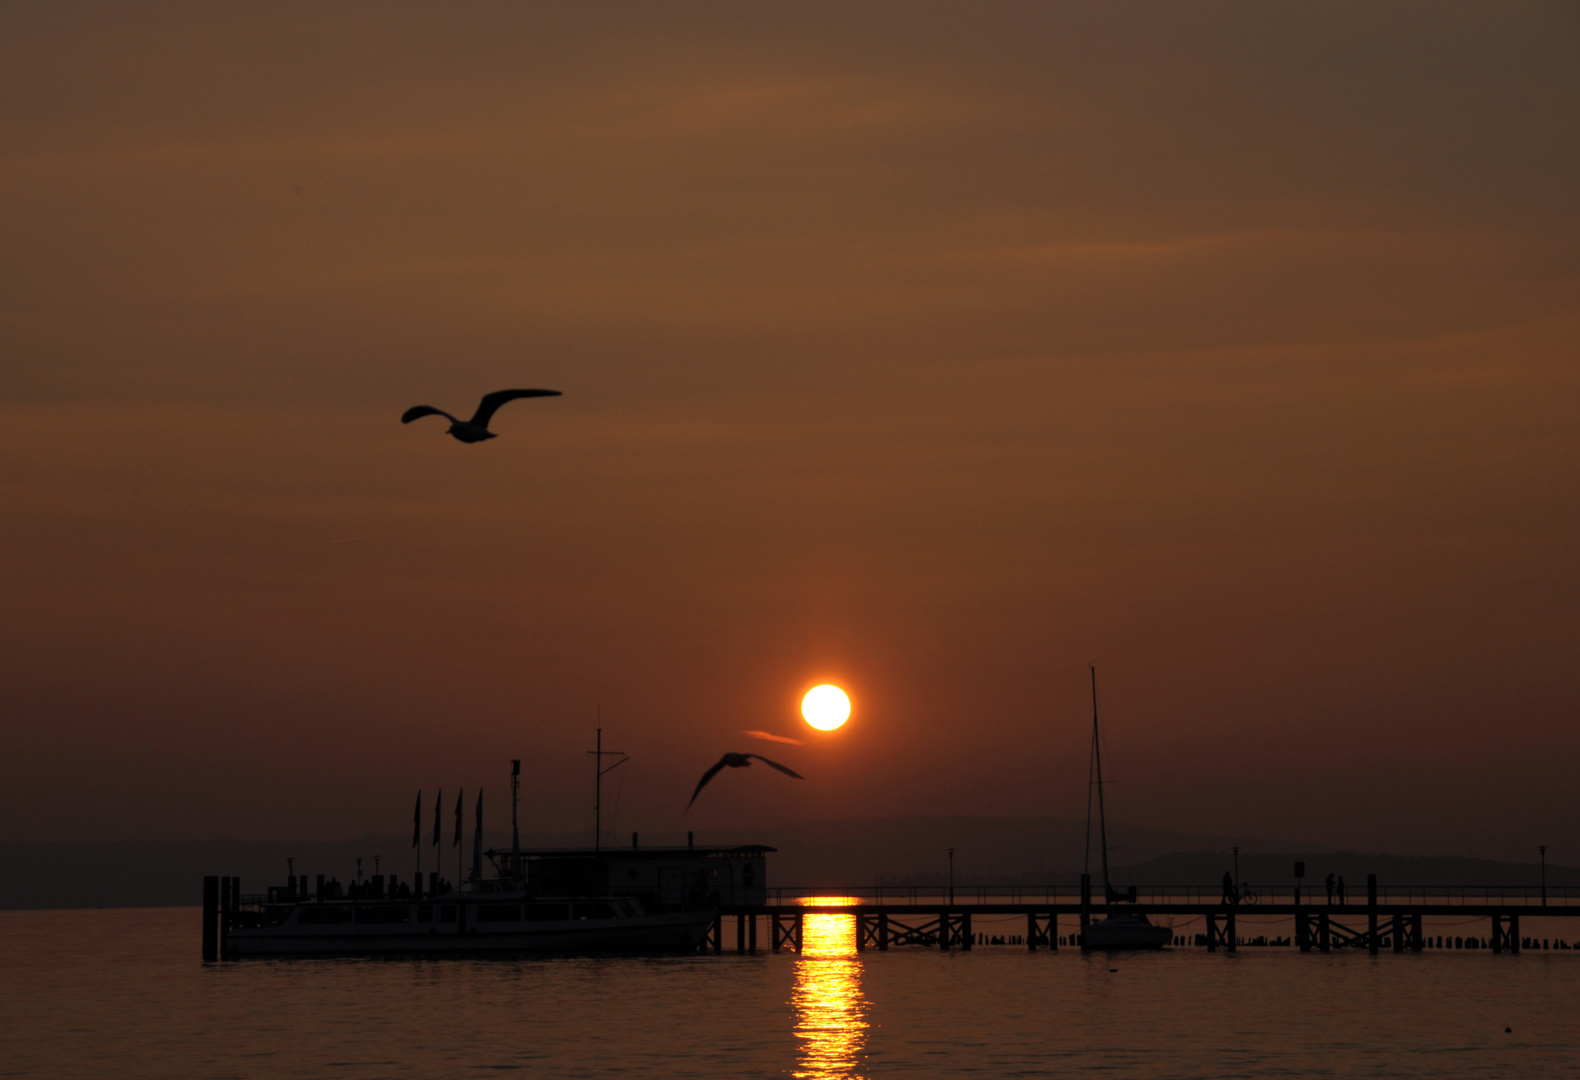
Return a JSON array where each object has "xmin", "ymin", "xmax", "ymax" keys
[
  {"xmin": 401, "ymin": 389, "xmax": 561, "ymax": 443},
  {"xmin": 686, "ymin": 752, "xmax": 803, "ymax": 811}
]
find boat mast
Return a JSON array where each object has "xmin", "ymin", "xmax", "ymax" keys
[{"xmin": 1090, "ymin": 665, "xmax": 1112, "ymax": 894}]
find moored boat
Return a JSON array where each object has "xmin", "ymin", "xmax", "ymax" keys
[
  {"xmin": 228, "ymin": 892, "xmax": 715, "ymax": 957},
  {"xmin": 1080, "ymin": 666, "xmax": 1172, "ymax": 951}
]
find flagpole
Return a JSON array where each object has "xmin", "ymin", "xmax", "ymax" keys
[
  {"xmin": 432, "ymin": 789, "xmax": 442, "ymax": 893},
  {"xmin": 413, "ymin": 790, "xmax": 422, "ymax": 886}
]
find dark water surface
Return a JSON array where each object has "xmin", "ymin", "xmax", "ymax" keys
[{"xmin": 5, "ymin": 907, "xmax": 1578, "ymax": 1078}]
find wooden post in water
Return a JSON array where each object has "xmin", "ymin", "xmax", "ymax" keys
[
  {"xmin": 1205, "ymin": 912, "xmax": 1218, "ymax": 952},
  {"xmin": 1296, "ymin": 912, "xmax": 1311, "ymax": 953},
  {"xmin": 748, "ymin": 913, "xmax": 758, "ymax": 954},
  {"xmin": 1510, "ymin": 914, "xmax": 1520, "ymax": 955},
  {"xmin": 712, "ymin": 913, "xmax": 722, "ymax": 954},
  {"xmin": 794, "ymin": 912, "xmax": 804, "ymax": 954},
  {"xmin": 219, "ymin": 876, "xmax": 232, "ymax": 961},
  {"xmin": 202, "ymin": 876, "xmax": 219, "ymax": 962},
  {"xmin": 1079, "ymin": 873, "xmax": 1091, "ymax": 952},
  {"xmin": 736, "ymin": 913, "xmax": 746, "ymax": 953},
  {"xmin": 1392, "ymin": 913, "xmax": 1405, "ymax": 953},
  {"xmin": 1367, "ymin": 875, "xmax": 1378, "ymax": 956},
  {"xmin": 1226, "ymin": 908, "xmax": 1236, "ymax": 953},
  {"xmin": 961, "ymin": 911, "xmax": 972, "ymax": 951},
  {"xmin": 1410, "ymin": 912, "xmax": 1423, "ymax": 952}
]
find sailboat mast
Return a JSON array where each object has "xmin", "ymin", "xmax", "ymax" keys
[{"xmin": 1090, "ymin": 665, "xmax": 1111, "ymax": 892}]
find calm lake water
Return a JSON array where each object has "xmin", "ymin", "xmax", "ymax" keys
[{"xmin": 4, "ymin": 907, "xmax": 1579, "ymax": 1078}]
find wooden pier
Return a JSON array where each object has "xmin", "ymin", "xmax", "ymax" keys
[{"xmin": 706, "ymin": 875, "xmax": 1580, "ymax": 956}]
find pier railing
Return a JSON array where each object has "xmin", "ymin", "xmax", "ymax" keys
[{"xmin": 754, "ymin": 885, "xmax": 1579, "ymax": 907}]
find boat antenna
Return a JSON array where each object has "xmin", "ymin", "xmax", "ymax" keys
[
  {"xmin": 587, "ymin": 720, "xmax": 628, "ymax": 854},
  {"xmin": 1090, "ymin": 665, "xmax": 1112, "ymax": 894},
  {"xmin": 510, "ymin": 759, "xmax": 521, "ymax": 879}
]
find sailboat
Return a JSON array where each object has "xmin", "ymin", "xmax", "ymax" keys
[{"xmin": 1081, "ymin": 666, "xmax": 1172, "ymax": 951}]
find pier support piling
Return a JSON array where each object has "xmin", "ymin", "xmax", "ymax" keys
[
  {"xmin": 1367, "ymin": 875, "xmax": 1378, "ymax": 956},
  {"xmin": 202, "ymin": 876, "xmax": 219, "ymax": 962}
]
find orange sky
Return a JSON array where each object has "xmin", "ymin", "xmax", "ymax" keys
[{"xmin": 1, "ymin": 2, "xmax": 1576, "ymax": 860}]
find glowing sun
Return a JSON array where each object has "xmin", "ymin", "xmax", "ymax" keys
[{"xmin": 802, "ymin": 685, "xmax": 851, "ymax": 731}]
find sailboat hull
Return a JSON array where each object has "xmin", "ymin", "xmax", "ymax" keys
[{"xmin": 1083, "ymin": 913, "xmax": 1173, "ymax": 951}]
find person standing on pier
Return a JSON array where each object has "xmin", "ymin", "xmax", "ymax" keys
[
  {"xmin": 1336, "ymin": 875, "xmax": 1347, "ymax": 905},
  {"xmin": 1325, "ymin": 872, "xmax": 1335, "ymax": 904},
  {"xmin": 1223, "ymin": 871, "xmax": 1238, "ymax": 905}
]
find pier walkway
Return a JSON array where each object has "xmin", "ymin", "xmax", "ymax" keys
[{"xmin": 714, "ymin": 878, "xmax": 1580, "ymax": 956}]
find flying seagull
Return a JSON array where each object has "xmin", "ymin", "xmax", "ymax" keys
[
  {"xmin": 401, "ymin": 389, "xmax": 561, "ymax": 443},
  {"xmin": 686, "ymin": 752, "xmax": 804, "ymax": 811}
]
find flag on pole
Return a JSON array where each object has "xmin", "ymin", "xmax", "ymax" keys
[
  {"xmin": 453, "ymin": 789, "xmax": 464, "ymax": 847},
  {"xmin": 432, "ymin": 789, "xmax": 442, "ymax": 848},
  {"xmin": 471, "ymin": 788, "xmax": 484, "ymax": 881},
  {"xmin": 412, "ymin": 791, "xmax": 422, "ymax": 849}
]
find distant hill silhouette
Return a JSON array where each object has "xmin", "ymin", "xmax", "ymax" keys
[{"xmin": 2, "ymin": 816, "xmax": 1570, "ymax": 909}]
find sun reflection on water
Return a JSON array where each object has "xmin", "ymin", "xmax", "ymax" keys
[{"xmin": 791, "ymin": 906, "xmax": 868, "ymax": 1080}]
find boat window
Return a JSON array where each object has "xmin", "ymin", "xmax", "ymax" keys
[
  {"xmin": 298, "ymin": 906, "xmax": 353, "ymax": 925},
  {"xmin": 416, "ymin": 905, "xmax": 434, "ymax": 923},
  {"xmin": 477, "ymin": 904, "xmax": 521, "ymax": 923},
  {"xmin": 523, "ymin": 903, "xmax": 569, "ymax": 921},
  {"xmin": 354, "ymin": 905, "xmax": 410, "ymax": 924},
  {"xmin": 574, "ymin": 902, "xmax": 616, "ymax": 920}
]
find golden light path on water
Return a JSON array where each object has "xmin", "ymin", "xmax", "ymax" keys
[{"xmin": 791, "ymin": 901, "xmax": 869, "ymax": 1080}]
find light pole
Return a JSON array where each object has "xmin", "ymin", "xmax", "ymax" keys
[{"xmin": 948, "ymin": 848, "xmax": 955, "ymax": 905}]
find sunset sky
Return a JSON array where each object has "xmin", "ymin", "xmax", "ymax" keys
[{"xmin": 2, "ymin": 2, "xmax": 1576, "ymax": 861}]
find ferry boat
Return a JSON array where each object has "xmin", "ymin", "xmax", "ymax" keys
[
  {"xmin": 221, "ymin": 842, "xmax": 770, "ymax": 958},
  {"xmin": 209, "ymin": 757, "xmax": 774, "ymax": 958},
  {"xmin": 228, "ymin": 890, "xmax": 716, "ymax": 957}
]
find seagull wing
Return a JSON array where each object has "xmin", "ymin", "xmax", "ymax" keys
[
  {"xmin": 686, "ymin": 758, "xmax": 731, "ymax": 811},
  {"xmin": 401, "ymin": 405, "xmax": 458, "ymax": 425},
  {"xmin": 744, "ymin": 754, "xmax": 804, "ymax": 780},
  {"xmin": 469, "ymin": 389, "xmax": 562, "ymax": 429}
]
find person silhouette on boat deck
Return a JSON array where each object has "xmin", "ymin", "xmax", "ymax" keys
[
  {"xmin": 1222, "ymin": 871, "xmax": 1237, "ymax": 905},
  {"xmin": 1337, "ymin": 875, "xmax": 1347, "ymax": 905}
]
